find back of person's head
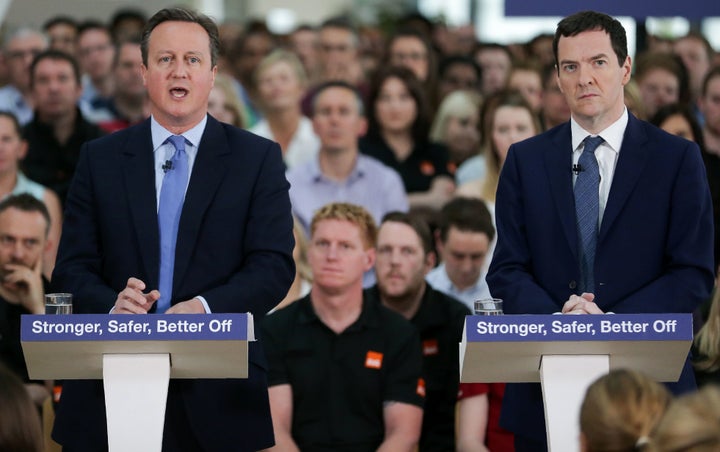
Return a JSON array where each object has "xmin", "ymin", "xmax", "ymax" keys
[
  {"xmin": 580, "ymin": 369, "xmax": 671, "ymax": 452},
  {"xmin": 648, "ymin": 385, "xmax": 720, "ymax": 452},
  {"xmin": 553, "ymin": 10, "xmax": 628, "ymax": 68},
  {"xmin": 310, "ymin": 202, "xmax": 377, "ymax": 249},
  {"xmin": 694, "ymin": 288, "xmax": 720, "ymax": 374},
  {"xmin": 438, "ymin": 197, "xmax": 495, "ymax": 243},
  {"xmin": 0, "ymin": 364, "xmax": 43, "ymax": 452}
]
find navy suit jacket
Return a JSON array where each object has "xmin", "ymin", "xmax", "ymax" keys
[
  {"xmin": 487, "ymin": 114, "xmax": 714, "ymax": 443},
  {"xmin": 51, "ymin": 116, "xmax": 295, "ymax": 451}
]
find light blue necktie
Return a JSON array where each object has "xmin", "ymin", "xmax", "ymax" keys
[
  {"xmin": 574, "ymin": 136, "xmax": 603, "ymax": 294},
  {"xmin": 156, "ymin": 135, "xmax": 188, "ymax": 312}
]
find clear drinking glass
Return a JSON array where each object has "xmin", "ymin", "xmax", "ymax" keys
[
  {"xmin": 45, "ymin": 293, "xmax": 73, "ymax": 314},
  {"xmin": 474, "ymin": 298, "xmax": 503, "ymax": 315}
]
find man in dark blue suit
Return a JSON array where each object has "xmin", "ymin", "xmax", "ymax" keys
[
  {"xmin": 487, "ymin": 11, "xmax": 714, "ymax": 451},
  {"xmin": 50, "ymin": 7, "xmax": 294, "ymax": 452}
]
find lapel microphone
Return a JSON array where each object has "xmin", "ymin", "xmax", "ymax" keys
[
  {"xmin": 162, "ymin": 160, "xmax": 173, "ymax": 173},
  {"xmin": 572, "ymin": 164, "xmax": 583, "ymax": 175}
]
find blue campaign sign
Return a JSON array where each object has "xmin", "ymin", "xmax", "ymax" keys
[
  {"xmin": 504, "ymin": 0, "xmax": 720, "ymax": 19},
  {"xmin": 465, "ymin": 313, "xmax": 693, "ymax": 343},
  {"xmin": 21, "ymin": 313, "xmax": 248, "ymax": 342}
]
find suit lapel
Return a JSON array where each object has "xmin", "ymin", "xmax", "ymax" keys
[
  {"xmin": 173, "ymin": 117, "xmax": 231, "ymax": 290},
  {"xmin": 121, "ymin": 119, "xmax": 160, "ymax": 286},
  {"xmin": 544, "ymin": 124, "xmax": 579, "ymax": 259},
  {"xmin": 599, "ymin": 115, "xmax": 650, "ymax": 244}
]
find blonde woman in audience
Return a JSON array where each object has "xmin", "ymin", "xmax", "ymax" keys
[
  {"xmin": 456, "ymin": 90, "xmax": 541, "ymax": 203},
  {"xmin": 270, "ymin": 217, "xmax": 312, "ymax": 313},
  {"xmin": 693, "ymin": 287, "xmax": 720, "ymax": 387},
  {"xmin": 580, "ymin": 369, "xmax": 671, "ymax": 452},
  {"xmin": 649, "ymin": 385, "xmax": 720, "ymax": 452},
  {"xmin": 207, "ymin": 73, "xmax": 246, "ymax": 128},
  {"xmin": 251, "ymin": 49, "xmax": 320, "ymax": 169},
  {"xmin": 0, "ymin": 364, "xmax": 43, "ymax": 452},
  {"xmin": 623, "ymin": 80, "xmax": 647, "ymax": 120},
  {"xmin": 429, "ymin": 90, "xmax": 483, "ymax": 185}
]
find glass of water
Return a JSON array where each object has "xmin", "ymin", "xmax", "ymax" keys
[
  {"xmin": 474, "ymin": 298, "xmax": 503, "ymax": 315},
  {"xmin": 45, "ymin": 293, "xmax": 73, "ymax": 314}
]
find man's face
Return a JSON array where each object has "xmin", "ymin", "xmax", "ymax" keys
[
  {"xmin": 0, "ymin": 116, "xmax": 27, "ymax": 174},
  {"xmin": 312, "ymin": 86, "xmax": 366, "ymax": 153},
  {"xmin": 0, "ymin": 208, "xmax": 47, "ymax": 280},
  {"xmin": 556, "ymin": 30, "xmax": 631, "ymax": 133},
  {"xmin": 31, "ymin": 58, "xmax": 82, "ymax": 122},
  {"xmin": 309, "ymin": 219, "xmax": 374, "ymax": 294},
  {"xmin": 438, "ymin": 63, "xmax": 479, "ymax": 100},
  {"xmin": 5, "ymin": 33, "xmax": 46, "ymax": 90},
  {"xmin": 438, "ymin": 226, "xmax": 489, "ymax": 290},
  {"xmin": 700, "ymin": 76, "xmax": 720, "ymax": 136},
  {"xmin": 46, "ymin": 23, "xmax": 77, "ymax": 56},
  {"xmin": 674, "ymin": 37, "xmax": 711, "ymax": 98},
  {"xmin": 77, "ymin": 28, "xmax": 115, "ymax": 81},
  {"xmin": 638, "ymin": 68, "xmax": 679, "ymax": 118},
  {"xmin": 375, "ymin": 221, "xmax": 432, "ymax": 300},
  {"xmin": 290, "ymin": 29, "xmax": 319, "ymax": 70},
  {"xmin": 319, "ymin": 27, "xmax": 356, "ymax": 70},
  {"xmin": 142, "ymin": 21, "xmax": 217, "ymax": 133},
  {"xmin": 389, "ymin": 36, "xmax": 429, "ymax": 81},
  {"xmin": 114, "ymin": 42, "xmax": 145, "ymax": 99}
]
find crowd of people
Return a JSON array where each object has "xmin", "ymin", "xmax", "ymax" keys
[{"xmin": 0, "ymin": 5, "xmax": 718, "ymax": 452}]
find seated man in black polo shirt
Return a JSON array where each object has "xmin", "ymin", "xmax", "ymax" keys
[
  {"xmin": 262, "ymin": 202, "xmax": 424, "ymax": 451},
  {"xmin": 368, "ymin": 211, "xmax": 470, "ymax": 451}
]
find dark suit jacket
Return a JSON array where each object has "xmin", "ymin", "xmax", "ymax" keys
[
  {"xmin": 487, "ymin": 114, "xmax": 715, "ymax": 443},
  {"xmin": 51, "ymin": 116, "xmax": 295, "ymax": 451}
]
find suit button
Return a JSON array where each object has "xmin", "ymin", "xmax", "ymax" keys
[{"xmin": 569, "ymin": 280, "xmax": 577, "ymax": 289}]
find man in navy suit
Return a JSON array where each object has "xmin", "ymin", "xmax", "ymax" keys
[
  {"xmin": 487, "ymin": 11, "xmax": 714, "ymax": 451},
  {"xmin": 51, "ymin": 7, "xmax": 294, "ymax": 452}
]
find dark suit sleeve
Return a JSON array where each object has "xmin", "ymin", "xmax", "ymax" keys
[
  {"xmin": 605, "ymin": 141, "xmax": 714, "ymax": 314},
  {"xmin": 487, "ymin": 146, "xmax": 560, "ymax": 314},
  {"xmin": 196, "ymin": 138, "xmax": 295, "ymax": 316}
]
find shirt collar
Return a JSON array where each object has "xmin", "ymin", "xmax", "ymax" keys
[
  {"xmin": 310, "ymin": 153, "xmax": 364, "ymax": 183},
  {"xmin": 150, "ymin": 114, "xmax": 207, "ymax": 151},
  {"xmin": 570, "ymin": 107, "xmax": 628, "ymax": 153}
]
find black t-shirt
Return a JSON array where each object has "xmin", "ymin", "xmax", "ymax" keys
[
  {"xmin": 359, "ymin": 135, "xmax": 452, "ymax": 193},
  {"xmin": 262, "ymin": 292, "xmax": 424, "ymax": 452},
  {"xmin": 367, "ymin": 284, "xmax": 470, "ymax": 452}
]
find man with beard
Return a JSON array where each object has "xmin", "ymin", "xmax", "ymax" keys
[{"xmin": 368, "ymin": 211, "xmax": 470, "ymax": 451}]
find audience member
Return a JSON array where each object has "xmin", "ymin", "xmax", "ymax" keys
[
  {"xmin": 540, "ymin": 63, "xmax": 571, "ymax": 130},
  {"xmin": 42, "ymin": 16, "xmax": 78, "ymax": 57},
  {"xmin": 487, "ymin": 11, "xmax": 714, "ymax": 450},
  {"xmin": 457, "ymin": 381, "xmax": 514, "ymax": 452},
  {"xmin": 580, "ymin": 369, "xmax": 671, "ymax": 452},
  {"xmin": 692, "ymin": 286, "xmax": 720, "ymax": 387},
  {"xmin": 289, "ymin": 25, "xmax": 320, "ymax": 84},
  {"xmin": 0, "ymin": 194, "xmax": 53, "ymax": 408},
  {"xmin": 474, "ymin": 43, "xmax": 512, "ymax": 97},
  {"xmin": 368, "ymin": 211, "xmax": 469, "ymax": 451},
  {"xmin": 0, "ymin": 28, "xmax": 48, "ymax": 125},
  {"xmin": 456, "ymin": 90, "xmax": 541, "ymax": 202},
  {"xmin": 97, "ymin": 38, "xmax": 148, "ymax": 133},
  {"xmin": 429, "ymin": 90, "xmax": 483, "ymax": 184},
  {"xmin": 287, "ymin": 81, "xmax": 408, "ymax": 234},
  {"xmin": 250, "ymin": 49, "xmax": 320, "ymax": 169},
  {"xmin": 76, "ymin": 21, "xmax": 116, "ymax": 111},
  {"xmin": 649, "ymin": 385, "xmax": 720, "ymax": 452},
  {"xmin": 507, "ymin": 60, "xmax": 544, "ymax": 113},
  {"xmin": 526, "ymin": 33, "xmax": 555, "ymax": 67},
  {"xmin": 634, "ymin": 52, "xmax": 688, "ymax": 119},
  {"xmin": 262, "ymin": 202, "xmax": 424, "ymax": 451},
  {"xmin": 271, "ymin": 216, "xmax": 312, "ymax": 313},
  {"xmin": 22, "ymin": 50, "xmax": 105, "ymax": 204},
  {"xmin": 0, "ymin": 112, "xmax": 61, "ymax": 277},
  {"xmin": 385, "ymin": 28, "xmax": 439, "ymax": 108},
  {"xmin": 108, "ymin": 8, "xmax": 147, "ymax": 43},
  {"xmin": 360, "ymin": 66, "xmax": 454, "ymax": 210},
  {"xmin": 0, "ymin": 363, "xmax": 43, "ymax": 452},
  {"xmin": 623, "ymin": 79, "xmax": 647, "ymax": 120},
  {"xmin": 673, "ymin": 32, "xmax": 714, "ymax": 116},
  {"xmin": 700, "ymin": 66, "xmax": 720, "ymax": 156},
  {"xmin": 426, "ymin": 197, "xmax": 495, "ymax": 311},
  {"xmin": 207, "ymin": 73, "xmax": 245, "ymax": 128},
  {"xmin": 436, "ymin": 55, "xmax": 482, "ymax": 103}
]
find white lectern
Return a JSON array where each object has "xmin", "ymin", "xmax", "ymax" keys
[
  {"xmin": 21, "ymin": 313, "xmax": 253, "ymax": 452},
  {"xmin": 459, "ymin": 313, "xmax": 692, "ymax": 452}
]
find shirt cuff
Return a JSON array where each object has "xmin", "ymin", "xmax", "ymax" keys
[{"xmin": 195, "ymin": 296, "xmax": 211, "ymax": 313}]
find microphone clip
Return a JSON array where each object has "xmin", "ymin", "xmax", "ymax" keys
[
  {"xmin": 162, "ymin": 160, "xmax": 173, "ymax": 173},
  {"xmin": 572, "ymin": 164, "xmax": 583, "ymax": 175}
]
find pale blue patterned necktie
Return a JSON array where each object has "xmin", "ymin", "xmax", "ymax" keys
[
  {"xmin": 156, "ymin": 135, "xmax": 188, "ymax": 312},
  {"xmin": 574, "ymin": 136, "xmax": 603, "ymax": 294}
]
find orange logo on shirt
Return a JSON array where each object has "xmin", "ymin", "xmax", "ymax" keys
[
  {"xmin": 420, "ymin": 160, "xmax": 436, "ymax": 176},
  {"xmin": 422, "ymin": 338, "xmax": 439, "ymax": 356},
  {"xmin": 417, "ymin": 378, "xmax": 426, "ymax": 397},
  {"xmin": 365, "ymin": 351, "xmax": 383, "ymax": 369}
]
